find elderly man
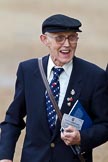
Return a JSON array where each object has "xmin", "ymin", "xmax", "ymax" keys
[{"xmin": 0, "ymin": 14, "xmax": 108, "ymax": 162}]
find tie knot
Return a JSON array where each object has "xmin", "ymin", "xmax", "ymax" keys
[{"xmin": 52, "ymin": 67, "xmax": 64, "ymax": 77}]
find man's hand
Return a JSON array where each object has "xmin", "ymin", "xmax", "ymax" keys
[
  {"xmin": 61, "ymin": 125, "xmax": 81, "ymax": 146},
  {"xmin": 0, "ymin": 160, "xmax": 12, "ymax": 162}
]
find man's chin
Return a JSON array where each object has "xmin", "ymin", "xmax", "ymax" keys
[{"xmin": 58, "ymin": 59, "xmax": 72, "ymax": 66}]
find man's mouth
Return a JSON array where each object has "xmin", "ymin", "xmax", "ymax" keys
[{"xmin": 60, "ymin": 50, "xmax": 70, "ymax": 54}]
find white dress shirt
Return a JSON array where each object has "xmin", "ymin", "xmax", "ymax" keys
[{"xmin": 47, "ymin": 56, "xmax": 73, "ymax": 109}]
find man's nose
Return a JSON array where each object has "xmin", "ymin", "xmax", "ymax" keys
[{"xmin": 63, "ymin": 38, "xmax": 70, "ymax": 46}]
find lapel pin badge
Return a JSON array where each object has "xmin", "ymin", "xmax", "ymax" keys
[
  {"xmin": 67, "ymin": 102, "xmax": 71, "ymax": 107},
  {"xmin": 67, "ymin": 97, "xmax": 73, "ymax": 107},
  {"xmin": 67, "ymin": 97, "xmax": 73, "ymax": 102},
  {"xmin": 70, "ymin": 89, "xmax": 75, "ymax": 96}
]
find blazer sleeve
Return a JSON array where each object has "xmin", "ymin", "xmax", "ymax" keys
[
  {"xmin": 0, "ymin": 63, "xmax": 26, "ymax": 160},
  {"xmin": 80, "ymin": 69, "xmax": 108, "ymax": 153}
]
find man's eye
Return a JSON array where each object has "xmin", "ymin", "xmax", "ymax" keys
[
  {"xmin": 69, "ymin": 36, "xmax": 74, "ymax": 40},
  {"xmin": 56, "ymin": 36, "xmax": 64, "ymax": 42}
]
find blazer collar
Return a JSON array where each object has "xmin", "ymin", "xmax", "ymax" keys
[
  {"xmin": 39, "ymin": 55, "xmax": 83, "ymax": 115},
  {"xmin": 34, "ymin": 55, "xmax": 49, "ymax": 77}
]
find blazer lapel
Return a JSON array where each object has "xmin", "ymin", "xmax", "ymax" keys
[
  {"xmin": 52, "ymin": 57, "xmax": 83, "ymax": 138},
  {"xmin": 33, "ymin": 55, "xmax": 52, "ymax": 136},
  {"xmin": 61, "ymin": 57, "xmax": 83, "ymax": 115}
]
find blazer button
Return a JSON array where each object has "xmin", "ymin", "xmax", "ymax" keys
[{"xmin": 50, "ymin": 142, "xmax": 55, "ymax": 148}]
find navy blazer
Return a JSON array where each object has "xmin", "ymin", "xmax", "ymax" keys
[{"xmin": 0, "ymin": 56, "xmax": 108, "ymax": 162}]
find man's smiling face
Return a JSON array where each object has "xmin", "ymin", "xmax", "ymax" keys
[{"xmin": 40, "ymin": 31, "xmax": 79, "ymax": 66}]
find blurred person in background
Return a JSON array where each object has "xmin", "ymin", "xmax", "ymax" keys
[
  {"xmin": 106, "ymin": 64, "xmax": 108, "ymax": 78},
  {"xmin": 0, "ymin": 14, "xmax": 108, "ymax": 162},
  {"xmin": 106, "ymin": 64, "xmax": 108, "ymax": 88}
]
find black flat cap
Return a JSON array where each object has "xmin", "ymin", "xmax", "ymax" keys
[{"xmin": 42, "ymin": 14, "xmax": 82, "ymax": 34}]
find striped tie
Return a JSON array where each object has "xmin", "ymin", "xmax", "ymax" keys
[{"xmin": 45, "ymin": 67, "xmax": 64, "ymax": 130}]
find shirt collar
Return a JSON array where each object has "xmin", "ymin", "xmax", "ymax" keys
[{"xmin": 47, "ymin": 56, "xmax": 73, "ymax": 79}]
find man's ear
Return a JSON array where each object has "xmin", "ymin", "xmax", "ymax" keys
[{"xmin": 40, "ymin": 34, "xmax": 49, "ymax": 46}]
